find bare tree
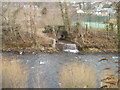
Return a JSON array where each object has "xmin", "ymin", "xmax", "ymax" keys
[
  {"xmin": 116, "ymin": 2, "xmax": 120, "ymax": 34},
  {"xmin": 116, "ymin": 1, "xmax": 120, "ymax": 51},
  {"xmin": 59, "ymin": 2, "xmax": 70, "ymax": 33}
]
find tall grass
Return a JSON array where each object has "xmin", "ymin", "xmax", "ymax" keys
[
  {"xmin": 0, "ymin": 55, "xmax": 2, "ymax": 88},
  {"xmin": 2, "ymin": 57, "xmax": 28, "ymax": 88},
  {"xmin": 59, "ymin": 60, "xmax": 97, "ymax": 88},
  {"xmin": 97, "ymin": 56, "xmax": 119, "ymax": 88}
]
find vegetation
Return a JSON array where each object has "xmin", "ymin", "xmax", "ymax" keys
[
  {"xmin": 97, "ymin": 57, "xmax": 119, "ymax": 88},
  {"xmin": 59, "ymin": 60, "xmax": 96, "ymax": 88},
  {"xmin": 1, "ymin": 2, "xmax": 119, "ymax": 53},
  {"xmin": 100, "ymin": 71, "xmax": 118, "ymax": 88},
  {"xmin": 2, "ymin": 3, "xmax": 59, "ymax": 54},
  {"xmin": 116, "ymin": 1, "xmax": 120, "ymax": 52},
  {"xmin": 2, "ymin": 57, "xmax": 28, "ymax": 88},
  {"xmin": 59, "ymin": 56, "xmax": 119, "ymax": 88},
  {"xmin": 1, "ymin": 1, "xmax": 119, "ymax": 88}
]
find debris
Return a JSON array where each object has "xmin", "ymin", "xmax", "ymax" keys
[
  {"xmin": 105, "ymin": 81, "xmax": 116, "ymax": 85},
  {"xmin": 101, "ymin": 76, "xmax": 114, "ymax": 82},
  {"xmin": 112, "ymin": 56, "xmax": 118, "ymax": 59},
  {"xmin": 32, "ymin": 52, "xmax": 35, "ymax": 54},
  {"xmin": 31, "ymin": 67, "xmax": 35, "ymax": 69},
  {"xmin": 100, "ymin": 85, "xmax": 108, "ymax": 88},
  {"xmin": 103, "ymin": 68, "xmax": 111, "ymax": 70},
  {"xmin": 19, "ymin": 51, "xmax": 23, "ymax": 55},
  {"xmin": 98, "ymin": 58, "xmax": 109, "ymax": 62},
  {"xmin": 39, "ymin": 61, "xmax": 45, "ymax": 65}
]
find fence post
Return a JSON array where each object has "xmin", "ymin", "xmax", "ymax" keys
[
  {"xmin": 85, "ymin": 24, "xmax": 88, "ymax": 37},
  {"xmin": 106, "ymin": 24, "xmax": 109, "ymax": 37}
]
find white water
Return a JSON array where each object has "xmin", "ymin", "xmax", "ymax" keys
[{"xmin": 63, "ymin": 44, "xmax": 79, "ymax": 53}]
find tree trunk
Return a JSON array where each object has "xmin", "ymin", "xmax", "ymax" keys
[
  {"xmin": 116, "ymin": 1, "xmax": 120, "ymax": 52},
  {"xmin": 59, "ymin": 2, "xmax": 70, "ymax": 33}
]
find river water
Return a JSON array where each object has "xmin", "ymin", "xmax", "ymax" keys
[{"xmin": 2, "ymin": 52, "xmax": 119, "ymax": 88}]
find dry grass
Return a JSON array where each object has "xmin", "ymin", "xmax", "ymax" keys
[
  {"xmin": 70, "ymin": 29, "xmax": 118, "ymax": 52},
  {"xmin": 36, "ymin": 29, "xmax": 53, "ymax": 46},
  {"xmin": 100, "ymin": 70, "xmax": 118, "ymax": 88},
  {"xmin": 2, "ymin": 57, "xmax": 28, "ymax": 88},
  {"xmin": 59, "ymin": 60, "xmax": 97, "ymax": 88},
  {"xmin": 2, "ymin": 28, "xmax": 53, "ymax": 51}
]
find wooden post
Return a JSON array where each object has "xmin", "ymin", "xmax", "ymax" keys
[
  {"xmin": 85, "ymin": 24, "xmax": 88, "ymax": 38},
  {"xmin": 85, "ymin": 24, "xmax": 88, "ymax": 32},
  {"xmin": 106, "ymin": 24, "xmax": 109, "ymax": 37}
]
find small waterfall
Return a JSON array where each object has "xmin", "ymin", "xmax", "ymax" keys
[{"xmin": 63, "ymin": 44, "xmax": 79, "ymax": 53}]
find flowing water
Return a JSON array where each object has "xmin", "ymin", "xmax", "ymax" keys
[
  {"xmin": 2, "ymin": 52, "xmax": 119, "ymax": 88},
  {"xmin": 63, "ymin": 44, "xmax": 79, "ymax": 53}
]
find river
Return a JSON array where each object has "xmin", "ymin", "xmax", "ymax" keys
[{"xmin": 2, "ymin": 52, "xmax": 119, "ymax": 88}]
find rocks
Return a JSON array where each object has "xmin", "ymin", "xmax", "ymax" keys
[{"xmin": 31, "ymin": 67, "xmax": 35, "ymax": 69}]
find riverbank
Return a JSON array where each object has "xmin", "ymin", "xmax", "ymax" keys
[
  {"xmin": 1, "ymin": 48, "xmax": 119, "ymax": 55},
  {"xmin": 2, "ymin": 46, "xmax": 60, "ymax": 55},
  {"xmin": 1, "ymin": 40, "xmax": 118, "ymax": 55},
  {"xmin": 1, "ymin": 32, "xmax": 118, "ymax": 55}
]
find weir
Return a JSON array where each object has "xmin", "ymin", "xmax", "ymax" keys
[{"xmin": 63, "ymin": 44, "xmax": 79, "ymax": 53}]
